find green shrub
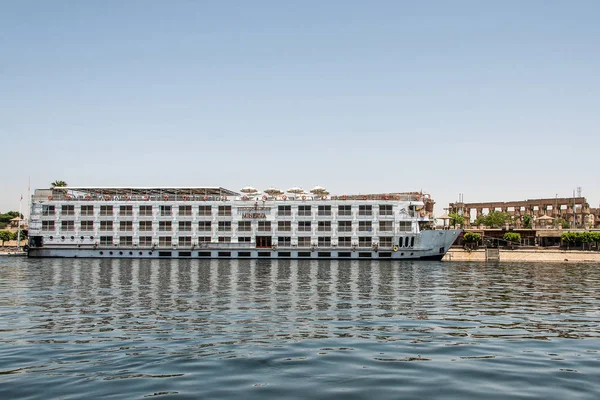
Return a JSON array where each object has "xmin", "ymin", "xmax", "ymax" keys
[
  {"xmin": 463, "ymin": 232, "xmax": 481, "ymax": 243},
  {"xmin": 503, "ymin": 232, "xmax": 521, "ymax": 244}
]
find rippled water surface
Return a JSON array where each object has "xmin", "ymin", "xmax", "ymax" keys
[{"xmin": 1, "ymin": 258, "xmax": 599, "ymax": 399}]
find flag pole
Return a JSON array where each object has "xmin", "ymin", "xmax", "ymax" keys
[{"xmin": 17, "ymin": 194, "xmax": 23, "ymax": 251}]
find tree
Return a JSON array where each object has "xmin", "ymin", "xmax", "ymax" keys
[
  {"xmin": 590, "ymin": 232, "xmax": 600, "ymax": 250},
  {"xmin": 463, "ymin": 232, "xmax": 481, "ymax": 250},
  {"xmin": 449, "ymin": 212, "xmax": 464, "ymax": 228},
  {"xmin": 556, "ymin": 218, "xmax": 570, "ymax": 229},
  {"xmin": 0, "ymin": 230, "xmax": 12, "ymax": 246},
  {"xmin": 51, "ymin": 180, "xmax": 68, "ymax": 188},
  {"xmin": 475, "ymin": 211, "xmax": 509, "ymax": 228},
  {"xmin": 503, "ymin": 232, "xmax": 521, "ymax": 245},
  {"xmin": 0, "ymin": 211, "xmax": 23, "ymax": 224},
  {"xmin": 523, "ymin": 215, "xmax": 533, "ymax": 229},
  {"xmin": 11, "ymin": 230, "xmax": 27, "ymax": 242}
]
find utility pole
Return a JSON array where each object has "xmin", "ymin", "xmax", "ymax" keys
[{"xmin": 17, "ymin": 195, "xmax": 22, "ymax": 251}]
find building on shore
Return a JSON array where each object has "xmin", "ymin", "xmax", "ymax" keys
[{"xmin": 449, "ymin": 197, "xmax": 599, "ymax": 229}]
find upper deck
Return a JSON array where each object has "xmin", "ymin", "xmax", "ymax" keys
[{"xmin": 33, "ymin": 186, "xmax": 431, "ymax": 205}]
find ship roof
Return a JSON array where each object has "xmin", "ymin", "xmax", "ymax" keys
[{"xmin": 51, "ymin": 187, "xmax": 239, "ymax": 196}]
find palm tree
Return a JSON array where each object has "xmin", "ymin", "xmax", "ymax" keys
[{"xmin": 51, "ymin": 180, "xmax": 68, "ymax": 188}]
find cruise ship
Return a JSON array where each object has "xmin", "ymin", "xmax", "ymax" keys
[{"xmin": 27, "ymin": 186, "xmax": 460, "ymax": 260}]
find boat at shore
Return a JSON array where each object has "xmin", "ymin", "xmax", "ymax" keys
[{"xmin": 27, "ymin": 186, "xmax": 460, "ymax": 260}]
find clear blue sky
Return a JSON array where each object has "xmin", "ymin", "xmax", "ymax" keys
[{"xmin": 1, "ymin": 0, "xmax": 599, "ymax": 216}]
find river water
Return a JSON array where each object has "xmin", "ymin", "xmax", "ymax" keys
[{"xmin": 1, "ymin": 258, "xmax": 599, "ymax": 399}]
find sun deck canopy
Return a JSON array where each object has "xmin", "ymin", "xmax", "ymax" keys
[{"xmin": 47, "ymin": 187, "xmax": 239, "ymax": 197}]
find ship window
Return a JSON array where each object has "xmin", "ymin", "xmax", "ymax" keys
[
  {"xmin": 218, "ymin": 221, "xmax": 232, "ymax": 232},
  {"xmin": 317, "ymin": 205, "xmax": 331, "ymax": 216},
  {"xmin": 218, "ymin": 251, "xmax": 231, "ymax": 257},
  {"xmin": 178, "ymin": 221, "xmax": 192, "ymax": 232},
  {"xmin": 139, "ymin": 236, "xmax": 153, "ymax": 247},
  {"xmin": 159, "ymin": 205, "xmax": 172, "ymax": 217},
  {"xmin": 218, "ymin": 236, "xmax": 231, "ymax": 243},
  {"xmin": 198, "ymin": 236, "xmax": 211, "ymax": 243},
  {"xmin": 119, "ymin": 205, "xmax": 133, "ymax": 216},
  {"xmin": 257, "ymin": 221, "xmax": 271, "ymax": 232},
  {"xmin": 338, "ymin": 221, "xmax": 352, "ymax": 232},
  {"xmin": 398, "ymin": 221, "xmax": 412, "ymax": 232},
  {"xmin": 198, "ymin": 205, "xmax": 212, "ymax": 216},
  {"xmin": 119, "ymin": 236, "xmax": 133, "ymax": 246},
  {"xmin": 298, "ymin": 205, "xmax": 311, "ymax": 216},
  {"xmin": 338, "ymin": 237, "xmax": 352, "ymax": 247},
  {"xmin": 358, "ymin": 221, "xmax": 372, "ymax": 232},
  {"xmin": 178, "ymin": 205, "xmax": 192, "ymax": 216},
  {"xmin": 359, "ymin": 237, "xmax": 372, "ymax": 247},
  {"xmin": 358, "ymin": 205, "xmax": 372, "ymax": 216},
  {"xmin": 139, "ymin": 205, "xmax": 153, "ymax": 216},
  {"xmin": 338, "ymin": 205, "xmax": 352, "ymax": 216},
  {"xmin": 278, "ymin": 237, "xmax": 291, "ymax": 247},
  {"xmin": 298, "ymin": 237, "xmax": 311, "ymax": 247},
  {"xmin": 238, "ymin": 221, "xmax": 252, "ymax": 232},
  {"xmin": 277, "ymin": 221, "xmax": 291, "ymax": 232},
  {"xmin": 379, "ymin": 205, "xmax": 393, "ymax": 216},
  {"xmin": 81, "ymin": 205, "xmax": 94, "ymax": 216},
  {"xmin": 218, "ymin": 205, "xmax": 232, "ymax": 216},
  {"xmin": 179, "ymin": 251, "xmax": 191, "ymax": 257},
  {"xmin": 338, "ymin": 252, "xmax": 351, "ymax": 258},
  {"xmin": 100, "ymin": 236, "xmax": 113, "ymax": 246},
  {"xmin": 178, "ymin": 237, "xmax": 192, "ymax": 247},
  {"xmin": 405, "ymin": 237, "xmax": 409, "ymax": 247},
  {"xmin": 119, "ymin": 221, "xmax": 133, "ymax": 232},
  {"xmin": 61, "ymin": 205, "xmax": 75, "ymax": 216},
  {"xmin": 379, "ymin": 221, "xmax": 393, "ymax": 232},
  {"xmin": 278, "ymin": 252, "xmax": 291, "ymax": 258},
  {"xmin": 42, "ymin": 205, "xmax": 56, "ymax": 216},
  {"xmin": 139, "ymin": 221, "xmax": 153, "ymax": 232},
  {"xmin": 411, "ymin": 237, "xmax": 415, "ymax": 247},
  {"xmin": 298, "ymin": 221, "xmax": 311, "ymax": 232},
  {"xmin": 298, "ymin": 252, "xmax": 311, "ymax": 257},
  {"xmin": 198, "ymin": 251, "xmax": 211, "ymax": 257},
  {"xmin": 42, "ymin": 221, "xmax": 55, "ymax": 231},
  {"xmin": 379, "ymin": 237, "xmax": 393, "ymax": 248},
  {"xmin": 318, "ymin": 252, "xmax": 331, "ymax": 258},
  {"xmin": 238, "ymin": 236, "xmax": 251, "ymax": 243},
  {"xmin": 278, "ymin": 205, "xmax": 291, "ymax": 216},
  {"xmin": 159, "ymin": 236, "xmax": 172, "ymax": 247},
  {"xmin": 318, "ymin": 237, "xmax": 331, "ymax": 247},
  {"xmin": 258, "ymin": 252, "xmax": 270, "ymax": 257},
  {"xmin": 318, "ymin": 221, "xmax": 331, "ymax": 231},
  {"xmin": 198, "ymin": 221, "xmax": 211, "ymax": 232},
  {"xmin": 60, "ymin": 221, "xmax": 75, "ymax": 231},
  {"xmin": 379, "ymin": 252, "xmax": 392, "ymax": 258},
  {"xmin": 158, "ymin": 221, "xmax": 172, "ymax": 232},
  {"xmin": 238, "ymin": 251, "xmax": 251, "ymax": 257},
  {"xmin": 100, "ymin": 205, "xmax": 113, "ymax": 216},
  {"xmin": 100, "ymin": 221, "xmax": 113, "ymax": 231}
]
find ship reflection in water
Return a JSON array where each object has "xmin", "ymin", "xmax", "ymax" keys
[{"xmin": 1, "ymin": 258, "xmax": 599, "ymax": 399}]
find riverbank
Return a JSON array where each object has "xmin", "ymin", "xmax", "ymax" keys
[{"xmin": 444, "ymin": 247, "xmax": 600, "ymax": 263}]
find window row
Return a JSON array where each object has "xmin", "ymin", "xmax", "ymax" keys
[
  {"xmin": 42, "ymin": 204, "xmax": 399, "ymax": 217},
  {"xmin": 41, "ymin": 205, "xmax": 231, "ymax": 217},
  {"xmin": 96, "ymin": 236, "xmax": 398, "ymax": 248},
  {"xmin": 42, "ymin": 220, "xmax": 412, "ymax": 232}
]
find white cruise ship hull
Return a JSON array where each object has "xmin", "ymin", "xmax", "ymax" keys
[{"xmin": 28, "ymin": 230, "xmax": 460, "ymax": 260}]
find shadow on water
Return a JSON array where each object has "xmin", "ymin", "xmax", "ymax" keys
[{"xmin": 1, "ymin": 258, "xmax": 599, "ymax": 399}]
